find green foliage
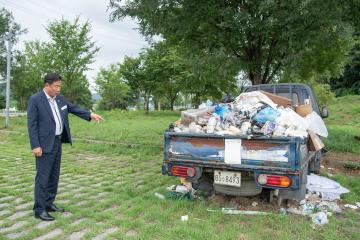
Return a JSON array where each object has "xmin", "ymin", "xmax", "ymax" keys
[
  {"xmin": 144, "ymin": 41, "xmax": 186, "ymax": 110},
  {"xmin": 281, "ymin": 27, "xmax": 354, "ymax": 84},
  {"xmin": 312, "ymin": 84, "xmax": 335, "ymax": 108},
  {"xmin": 0, "ymin": 7, "xmax": 26, "ymax": 79},
  {"xmin": 95, "ymin": 63, "xmax": 131, "ymax": 110},
  {"xmin": 120, "ymin": 55, "xmax": 154, "ymax": 112},
  {"xmin": 331, "ymin": 39, "xmax": 360, "ymax": 96},
  {"xmin": 0, "ymin": 93, "xmax": 5, "ymax": 109},
  {"xmin": 182, "ymin": 48, "xmax": 239, "ymax": 106},
  {"xmin": 110, "ymin": 0, "xmax": 356, "ymax": 85},
  {"xmin": 118, "ymin": 41, "xmax": 239, "ymax": 110},
  {"xmin": 11, "ymin": 41, "xmax": 48, "ymax": 110},
  {"xmin": 45, "ymin": 18, "xmax": 99, "ymax": 109},
  {"xmin": 0, "ymin": 7, "xmax": 26, "ymax": 109},
  {"xmin": 11, "ymin": 18, "xmax": 98, "ymax": 110}
]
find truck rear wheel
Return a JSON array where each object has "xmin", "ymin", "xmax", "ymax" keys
[
  {"xmin": 191, "ymin": 173, "xmax": 214, "ymax": 196},
  {"xmin": 309, "ymin": 151, "xmax": 321, "ymax": 174}
]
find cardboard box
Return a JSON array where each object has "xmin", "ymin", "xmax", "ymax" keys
[
  {"xmin": 308, "ymin": 131, "xmax": 325, "ymax": 151},
  {"xmin": 295, "ymin": 104, "xmax": 313, "ymax": 117},
  {"xmin": 260, "ymin": 91, "xmax": 292, "ymax": 107}
]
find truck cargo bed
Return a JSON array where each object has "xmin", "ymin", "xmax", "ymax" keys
[{"xmin": 164, "ymin": 132, "xmax": 311, "ymax": 174}]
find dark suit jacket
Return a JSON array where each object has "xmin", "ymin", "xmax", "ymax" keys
[{"xmin": 27, "ymin": 91, "xmax": 91, "ymax": 153}]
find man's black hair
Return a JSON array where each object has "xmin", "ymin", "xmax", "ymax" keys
[{"xmin": 44, "ymin": 73, "xmax": 62, "ymax": 84}]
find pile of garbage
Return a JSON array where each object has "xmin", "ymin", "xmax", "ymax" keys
[
  {"xmin": 174, "ymin": 91, "xmax": 328, "ymax": 141},
  {"xmin": 155, "ymin": 175, "xmax": 357, "ymax": 227},
  {"xmin": 154, "ymin": 178, "xmax": 197, "ymax": 201},
  {"xmin": 282, "ymin": 174, "xmax": 356, "ymax": 227}
]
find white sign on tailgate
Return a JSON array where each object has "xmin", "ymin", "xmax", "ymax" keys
[
  {"xmin": 224, "ymin": 139, "xmax": 242, "ymax": 164},
  {"xmin": 214, "ymin": 170, "xmax": 241, "ymax": 187}
]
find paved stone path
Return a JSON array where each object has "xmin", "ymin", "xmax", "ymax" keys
[{"xmin": 0, "ymin": 143, "xmax": 148, "ymax": 240}]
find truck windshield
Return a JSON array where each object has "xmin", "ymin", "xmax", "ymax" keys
[{"xmin": 276, "ymin": 92, "xmax": 299, "ymax": 106}]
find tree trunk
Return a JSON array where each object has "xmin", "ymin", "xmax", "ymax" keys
[
  {"xmin": 249, "ymin": 71, "xmax": 263, "ymax": 85},
  {"xmin": 193, "ymin": 93, "xmax": 201, "ymax": 108},
  {"xmin": 153, "ymin": 99, "xmax": 158, "ymax": 111},
  {"xmin": 170, "ymin": 101, "xmax": 174, "ymax": 111},
  {"xmin": 19, "ymin": 96, "xmax": 25, "ymax": 111},
  {"xmin": 145, "ymin": 95, "xmax": 150, "ymax": 114},
  {"xmin": 158, "ymin": 101, "xmax": 161, "ymax": 111}
]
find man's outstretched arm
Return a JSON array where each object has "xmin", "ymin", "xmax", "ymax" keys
[{"xmin": 65, "ymin": 98, "xmax": 104, "ymax": 122}]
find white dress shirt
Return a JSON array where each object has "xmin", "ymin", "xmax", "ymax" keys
[{"xmin": 43, "ymin": 90, "xmax": 63, "ymax": 136}]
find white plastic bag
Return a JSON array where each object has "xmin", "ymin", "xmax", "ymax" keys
[
  {"xmin": 276, "ymin": 107, "xmax": 308, "ymax": 130},
  {"xmin": 305, "ymin": 112, "xmax": 328, "ymax": 138},
  {"xmin": 311, "ymin": 212, "xmax": 329, "ymax": 225},
  {"xmin": 307, "ymin": 174, "xmax": 349, "ymax": 201},
  {"xmin": 234, "ymin": 91, "xmax": 278, "ymax": 110}
]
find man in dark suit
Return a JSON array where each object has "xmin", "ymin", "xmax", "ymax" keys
[{"xmin": 27, "ymin": 73, "xmax": 103, "ymax": 221}]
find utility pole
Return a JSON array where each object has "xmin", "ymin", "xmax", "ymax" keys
[{"xmin": 0, "ymin": 34, "xmax": 13, "ymax": 128}]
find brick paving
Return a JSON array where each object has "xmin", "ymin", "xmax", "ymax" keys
[{"xmin": 0, "ymin": 140, "xmax": 147, "ymax": 239}]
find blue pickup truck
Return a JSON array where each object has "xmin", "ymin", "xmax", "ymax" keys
[{"xmin": 162, "ymin": 84, "xmax": 328, "ymax": 204}]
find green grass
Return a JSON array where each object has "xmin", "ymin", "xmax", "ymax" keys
[
  {"xmin": 324, "ymin": 95, "xmax": 360, "ymax": 154},
  {"xmin": 331, "ymin": 174, "xmax": 360, "ymax": 203},
  {"xmin": 0, "ymin": 106, "xmax": 359, "ymax": 239}
]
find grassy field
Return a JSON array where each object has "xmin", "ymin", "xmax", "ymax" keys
[
  {"xmin": 324, "ymin": 95, "xmax": 360, "ymax": 154},
  {"xmin": 0, "ymin": 97, "xmax": 359, "ymax": 240}
]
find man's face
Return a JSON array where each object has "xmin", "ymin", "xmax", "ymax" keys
[{"xmin": 45, "ymin": 80, "xmax": 62, "ymax": 97}]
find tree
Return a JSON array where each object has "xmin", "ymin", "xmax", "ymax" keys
[
  {"xmin": 95, "ymin": 63, "xmax": 131, "ymax": 110},
  {"xmin": 0, "ymin": 7, "xmax": 26, "ymax": 79},
  {"xmin": 110, "ymin": 0, "xmax": 355, "ymax": 85},
  {"xmin": 120, "ymin": 55, "xmax": 156, "ymax": 113},
  {"xmin": 145, "ymin": 41, "xmax": 186, "ymax": 110},
  {"xmin": 45, "ymin": 18, "xmax": 99, "ymax": 109},
  {"xmin": 0, "ymin": 8, "xmax": 26, "ymax": 109},
  {"xmin": 11, "ymin": 41, "xmax": 49, "ymax": 110},
  {"xmin": 11, "ymin": 18, "xmax": 98, "ymax": 110},
  {"xmin": 331, "ymin": 40, "xmax": 360, "ymax": 96},
  {"xmin": 181, "ymin": 48, "xmax": 239, "ymax": 107}
]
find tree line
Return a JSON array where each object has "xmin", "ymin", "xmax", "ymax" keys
[
  {"xmin": 1, "ymin": 1, "xmax": 360, "ymax": 112},
  {"xmin": 1, "ymin": 10, "xmax": 98, "ymax": 110}
]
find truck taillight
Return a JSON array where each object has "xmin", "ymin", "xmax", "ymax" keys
[
  {"xmin": 171, "ymin": 166, "xmax": 196, "ymax": 178},
  {"xmin": 257, "ymin": 174, "xmax": 291, "ymax": 188}
]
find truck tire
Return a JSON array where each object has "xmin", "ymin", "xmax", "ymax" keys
[
  {"xmin": 192, "ymin": 173, "xmax": 214, "ymax": 196},
  {"xmin": 309, "ymin": 151, "xmax": 321, "ymax": 174}
]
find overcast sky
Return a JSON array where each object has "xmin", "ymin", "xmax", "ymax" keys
[{"xmin": 0, "ymin": 0, "xmax": 148, "ymax": 91}]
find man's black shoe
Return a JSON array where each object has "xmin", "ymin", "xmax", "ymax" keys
[
  {"xmin": 46, "ymin": 204, "xmax": 65, "ymax": 213},
  {"xmin": 34, "ymin": 211, "xmax": 55, "ymax": 221}
]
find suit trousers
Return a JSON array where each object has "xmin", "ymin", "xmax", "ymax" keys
[{"xmin": 33, "ymin": 136, "xmax": 62, "ymax": 214}]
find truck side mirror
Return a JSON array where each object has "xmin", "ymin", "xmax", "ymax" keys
[{"xmin": 321, "ymin": 106, "xmax": 329, "ymax": 118}]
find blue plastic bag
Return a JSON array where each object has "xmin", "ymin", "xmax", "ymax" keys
[
  {"xmin": 252, "ymin": 107, "xmax": 280, "ymax": 123},
  {"xmin": 214, "ymin": 105, "xmax": 229, "ymax": 120}
]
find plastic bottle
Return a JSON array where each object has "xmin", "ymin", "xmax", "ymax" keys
[
  {"xmin": 207, "ymin": 116, "xmax": 216, "ymax": 134},
  {"xmin": 154, "ymin": 192, "xmax": 165, "ymax": 200}
]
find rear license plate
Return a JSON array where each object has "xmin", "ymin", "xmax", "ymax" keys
[{"xmin": 214, "ymin": 170, "xmax": 241, "ymax": 187}]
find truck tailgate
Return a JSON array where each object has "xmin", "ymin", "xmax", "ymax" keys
[{"xmin": 164, "ymin": 132, "xmax": 309, "ymax": 174}]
